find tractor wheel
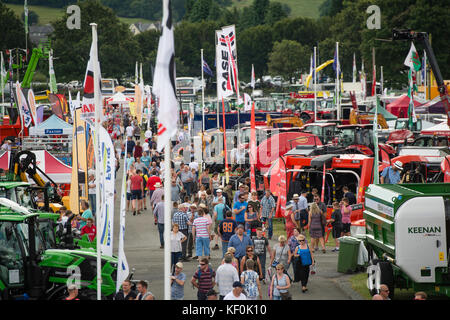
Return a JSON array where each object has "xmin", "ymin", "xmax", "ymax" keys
[
  {"xmin": 367, "ymin": 259, "xmax": 380, "ymax": 296},
  {"xmin": 367, "ymin": 259, "xmax": 395, "ymax": 299}
]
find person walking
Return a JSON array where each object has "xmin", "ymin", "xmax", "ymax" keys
[
  {"xmin": 221, "ymin": 247, "xmax": 240, "ymax": 274},
  {"xmin": 87, "ymin": 172, "xmax": 97, "ymax": 217},
  {"xmin": 327, "ymin": 201, "xmax": 342, "ymax": 252},
  {"xmin": 227, "ymin": 224, "xmax": 253, "ymax": 273},
  {"xmin": 136, "ymin": 280, "xmax": 154, "ymax": 300},
  {"xmin": 212, "ymin": 195, "xmax": 230, "ymax": 250},
  {"xmin": 233, "ymin": 193, "xmax": 248, "ymax": 226},
  {"xmin": 240, "ymin": 259, "xmax": 262, "ymax": 300},
  {"xmin": 284, "ymin": 204, "xmax": 297, "ymax": 239},
  {"xmin": 171, "ymin": 262, "xmax": 186, "ymax": 300},
  {"xmin": 192, "ymin": 208, "xmax": 211, "ymax": 261},
  {"xmin": 293, "ymin": 234, "xmax": 314, "ymax": 293},
  {"xmin": 146, "ymin": 170, "xmax": 162, "ymax": 200},
  {"xmin": 217, "ymin": 210, "xmax": 237, "ymax": 258},
  {"xmin": 252, "ymin": 227, "xmax": 272, "ymax": 284},
  {"xmin": 223, "ymin": 281, "xmax": 247, "ymax": 300},
  {"xmin": 244, "ymin": 204, "xmax": 259, "ymax": 237},
  {"xmin": 215, "ymin": 253, "xmax": 239, "ymax": 300},
  {"xmin": 191, "ymin": 257, "xmax": 216, "ymax": 300},
  {"xmin": 260, "ymin": 190, "xmax": 276, "ymax": 240},
  {"xmin": 153, "ymin": 195, "xmax": 165, "ymax": 248},
  {"xmin": 179, "ymin": 165, "xmax": 195, "ymax": 199},
  {"xmin": 172, "ymin": 204, "xmax": 190, "ymax": 260},
  {"xmin": 269, "ymin": 263, "xmax": 291, "ymax": 300},
  {"xmin": 380, "ymin": 160, "xmax": 403, "ymax": 184},
  {"xmin": 271, "ymin": 235, "xmax": 292, "ymax": 280},
  {"xmin": 342, "ymin": 186, "xmax": 356, "ymax": 205},
  {"xmin": 130, "ymin": 169, "xmax": 144, "ymax": 216},
  {"xmin": 240, "ymin": 245, "xmax": 263, "ymax": 280},
  {"xmin": 171, "ymin": 223, "xmax": 187, "ymax": 272},
  {"xmin": 308, "ymin": 202, "xmax": 326, "ymax": 253}
]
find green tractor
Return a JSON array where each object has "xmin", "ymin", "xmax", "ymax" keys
[
  {"xmin": 0, "ymin": 181, "xmax": 95, "ymax": 250},
  {"xmin": 0, "ymin": 209, "xmax": 118, "ymax": 300}
]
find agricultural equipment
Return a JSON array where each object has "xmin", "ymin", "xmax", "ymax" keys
[{"xmin": 364, "ymin": 183, "xmax": 450, "ymax": 298}]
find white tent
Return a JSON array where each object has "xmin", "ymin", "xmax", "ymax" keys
[
  {"xmin": 421, "ymin": 121, "xmax": 450, "ymax": 136},
  {"xmin": 29, "ymin": 114, "xmax": 73, "ymax": 136},
  {"xmin": 106, "ymin": 92, "xmax": 131, "ymax": 105}
]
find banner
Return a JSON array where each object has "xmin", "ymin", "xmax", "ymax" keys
[
  {"xmin": 98, "ymin": 126, "xmax": 115, "ymax": 257},
  {"xmin": 116, "ymin": 139, "xmax": 129, "ymax": 291},
  {"xmin": 27, "ymin": 88, "xmax": 37, "ymax": 125},
  {"xmin": 49, "ymin": 49, "xmax": 57, "ymax": 94},
  {"xmin": 373, "ymin": 97, "xmax": 380, "ymax": 184},
  {"xmin": 352, "ymin": 53, "xmax": 357, "ymax": 83},
  {"xmin": 243, "ymin": 93, "xmax": 252, "ymax": 111},
  {"xmin": 16, "ymin": 82, "xmax": 32, "ymax": 127},
  {"xmin": 153, "ymin": 0, "xmax": 178, "ymax": 152},
  {"xmin": 69, "ymin": 107, "xmax": 82, "ymax": 215},
  {"xmin": 80, "ymin": 43, "xmax": 103, "ymax": 124},
  {"xmin": 134, "ymin": 84, "xmax": 142, "ymax": 125},
  {"xmin": 216, "ymin": 27, "xmax": 236, "ymax": 100},
  {"xmin": 251, "ymin": 64, "xmax": 255, "ymax": 89},
  {"xmin": 250, "ymin": 101, "xmax": 256, "ymax": 192},
  {"xmin": 1, "ymin": 52, "xmax": 5, "ymax": 101}
]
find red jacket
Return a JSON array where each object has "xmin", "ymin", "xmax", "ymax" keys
[{"xmin": 146, "ymin": 175, "xmax": 162, "ymax": 191}]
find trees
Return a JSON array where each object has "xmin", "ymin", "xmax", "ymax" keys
[
  {"xmin": 22, "ymin": 10, "xmax": 39, "ymax": 26},
  {"xmin": 50, "ymin": 0, "xmax": 140, "ymax": 82},
  {"xmin": 268, "ymin": 40, "xmax": 309, "ymax": 81},
  {"xmin": 0, "ymin": 2, "xmax": 27, "ymax": 52}
]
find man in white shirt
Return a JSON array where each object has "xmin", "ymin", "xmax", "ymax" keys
[
  {"xmin": 215, "ymin": 254, "xmax": 239, "ymax": 300},
  {"xmin": 126, "ymin": 124, "xmax": 134, "ymax": 138},
  {"xmin": 223, "ymin": 281, "xmax": 247, "ymax": 300}
]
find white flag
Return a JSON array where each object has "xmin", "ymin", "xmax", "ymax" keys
[
  {"xmin": 153, "ymin": 0, "xmax": 178, "ymax": 152},
  {"xmin": 98, "ymin": 126, "xmax": 115, "ymax": 257},
  {"xmin": 1, "ymin": 52, "xmax": 6, "ymax": 99},
  {"xmin": 80, "ymin": 42, "xmax": 104, "ymax": 125},
  {"xmin": 27, "ymin": 88, "xmax": 37, "ymax": 125},
  {"xmin": 352, "ymin": 53, "xmax": 357, "ymax": 83},
  {"xmin": 16, "ymin": 82, "xmax": 32, "ymax": 127},
  {"xmin": 216, "ymin": 26, "xmax": 238, "ymax": 100},
  {"xmin": 116, "ymin": 139, "xmax": 129, "ymax": 292},
  {"xmin": 250, "ymin": 64, "xmax": 255, "ymax": 89},
  {"xmin": 244, "ymin": 93, "xmax": 252, "ymax": 111}
]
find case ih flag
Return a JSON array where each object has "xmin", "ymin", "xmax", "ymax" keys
[
  {"xmin": 216, "ymin": 25, "xmax": 238, "ymax": 99},
  {"xmin": 153, "ymin": 0, "xmax": 178, "ymax": 152}
]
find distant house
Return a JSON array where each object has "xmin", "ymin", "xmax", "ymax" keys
[
  {"xmin": 129, "ymin": 22, "xmax": 161, "ymax": 35},
  {"xmin": 29, "ymin": 25, "xmax": 54, "ymax": 46}
]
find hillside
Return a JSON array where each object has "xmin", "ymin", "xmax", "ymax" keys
[
  {"xmin": 5, "ymin": 3, "xmax": 152, "ymax": 25},
  {"xmin": 230, "ymin": 0, "xmax": 325, "ymax": 19}
]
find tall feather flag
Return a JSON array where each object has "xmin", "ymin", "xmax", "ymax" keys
[
  {"xmin": 153, "ymin": 0, "xmax": 178, "ymax": 152},
  {"xmin": 250, "ymin": 64, "xmax": 255, "ymax": 89},
  {"xmin": 352, "ymin": 53, "xmax": 357, "ymax": 83},
  {"xmin": 49, "ymin": 49, "xmax": 57, "ymax": 94},
  {"xmin": 372, "ymin": 96, "xmax": 380, "ymax": 184},
  {"xmin": 117, "ymin": 139, "xmax": 129, "ymax": 291},
  {"xmin": 16, "ymin": 82, "xmax": 32, "ymax": 127},
  {"xmin": 404, "ymin": 42, "xmax": 421, "ymax": 128},
  {"xmin": 250, "ymin": 101, "xmax": 256, "ymax": 192},
  {"xmin": 1, "ymin": 52, "xmax": 6, "ymax": 103},
  {"xmin": 24, "ymin": 0, "xmax": 28, "ymax": 36}
]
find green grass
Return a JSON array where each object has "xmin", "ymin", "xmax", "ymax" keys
[
  {"xmin": 230, "ymin": 0, "xmax": 326, "ymax": 19},
  {"xmin": 6, "ymin": 4, "xmax": 152, "ymax": 25}
]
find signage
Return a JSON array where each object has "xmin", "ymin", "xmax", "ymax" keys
[
  {"xmin": 365, "ymin": 198, "xmax": 394, "ymax": 217},
  {"xmin": 45, "ymin": 129, "xmax": 63, "ymax": 135}
]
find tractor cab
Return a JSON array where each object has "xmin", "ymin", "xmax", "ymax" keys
[{"xmin": 300, "ymin": 122, "xmax": 338, "ymax": 145}]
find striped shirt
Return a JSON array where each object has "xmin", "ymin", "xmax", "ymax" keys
[
  {"xmin": 172, "ymin": 210, "xmax": 189, "ymax": 230},
  {"xmin": 193, "ymin": 266, "xmax": 215, "ymax": 293},
  {"xmin": 193, "ymin": 217, "xmax": 210, "ymax": 238}
]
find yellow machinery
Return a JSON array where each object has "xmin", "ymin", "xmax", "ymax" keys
[
  {"xmin": 266, "ymin": 114, "xmax": 304, "ymax": 128},
  {"xmin": 349, "ymin": 109, "xmax": 389, "ymax": 129}
]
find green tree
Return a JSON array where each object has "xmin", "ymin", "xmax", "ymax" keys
[
  {"xmin": 319, "ymin": 0, "xmax": 343, "ymax": 17},
  {"xmin": 268, "ymin": 39, "xmax": 309, "ymax": 80},
  {"xmin": 252, "ymin": 0, "xmax": 269, "ymax": 25},
  {"xmin": 0, "ymin": 2, "xmax": 27, "ymax": 52},
  {"xmin": 188, "ymin": 0, "xmax": 212, "ymax": 22},
  {"xmin": 22, "ymin": 10, "xmax": 39, "ymax": 26},
  {"xmin": 50, "ymin": 0, "xmax": 141, "ymax": 82},
  {"xmin": 238, "ymin": 25, "xmax": 274, "ymax": 81},
  {"xmin": 264, "ymin": 2, "xmax": 288, "ymax": 25},
  {"xmin": 135, "ymin": 29, "xmax": 160, "ymax": 81}
]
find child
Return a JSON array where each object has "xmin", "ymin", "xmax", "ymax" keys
[{"xmin": 327, "ymin": 201, "xmax": 342, "ymax": 252}]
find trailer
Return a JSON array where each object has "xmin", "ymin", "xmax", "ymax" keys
[{"xmin": 364, "ymin": 183, "xmax": 450, "ymax": 298}]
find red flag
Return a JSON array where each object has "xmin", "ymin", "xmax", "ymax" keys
[
  {"xmin": 250, "ymin": 101, "xmax": 256, "ymax": 192},
  {"xmin": 371, "ymin": 64, "xmax": 376, "ymax": 96}
]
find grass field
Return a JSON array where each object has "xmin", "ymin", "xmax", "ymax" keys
[
  {"xmin": 230, "ymin": 0, "xmax": 326, "ymax": 19},
  {"xmin": 5, "ymin": 4, "xmax": 152, "ymax": 25}
]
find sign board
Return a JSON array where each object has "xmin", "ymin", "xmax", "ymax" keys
[{"xmin": 44, "ymin": 129, "xmax": 63, "ymax": 135}]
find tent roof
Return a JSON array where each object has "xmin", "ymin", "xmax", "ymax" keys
[
  {"xmin": 415, "ymin": 95, "xmax": 448, "ymax": 114},
  {"xmin": 29, "ymin": 114, "xmax": 72, "ymax": 135},
  {"xmin": 106, "ymin": 92, "xmax": 131, "ymax": 104},
  {"xmin": 386, "ymin": 94, "xmax": 423, "ymax": 109},
  {"xmin": 421, "ymin": 121, "xmax": 450, "ymax": 136}
]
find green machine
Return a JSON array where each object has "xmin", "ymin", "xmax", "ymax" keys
[
  {"xmin": 0, "ymin": 209, "xmax": 117, "ymax": 300},
  {"xmin": 364, "ymin": 183, "xmax": 450, "ymax": 299}
]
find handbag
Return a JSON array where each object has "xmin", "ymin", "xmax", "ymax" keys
[
  {"xmin": 276, "ymin": 274, "xmax": 292, "ymax": 300},
  {"xmin": 271, "ymin": 245, "xmax": 286, "ymax": 268}
]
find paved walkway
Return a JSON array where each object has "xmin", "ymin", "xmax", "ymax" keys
[{"xmin": 112, "ymin": 160, "xmax": 364, "ymax": 300}]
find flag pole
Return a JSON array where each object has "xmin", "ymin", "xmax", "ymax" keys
[
  {"xmin": 164, "ymin": 142, "xmax": 171, "ymax": 300},
  {"xmin": 313, "ymin": 46, "xmax": 317, "ymax": 123},
  {"xmin": 90, "ymin": 23, "xmax": 102, "ymax": 301},
  {"xmin": 336, "ymin": 42, "xmax": 340, "ymax": 121},
  {"xmin": 201, "ymin": 49, "xmax": 205, "ymax": 170}
]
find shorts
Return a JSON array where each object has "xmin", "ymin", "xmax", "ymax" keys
[
  {"xmin": 332, "ymin": 226, "xmax": 342, "ymax": 238},
  {"xmin": 127, "ymin": 193, "xmax": 132, "ymax": 201},
  {"xmin": 131, "ymin": 189, "xmax": 142, "ymax": 200},
  {"xmin": 342, "ymin": 223, "xmax": 351, "ymax": 234}
]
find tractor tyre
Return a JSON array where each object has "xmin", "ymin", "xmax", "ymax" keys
[{"xmin": 378, "ymin": 261, "xmax": 395, "ymax": 300}]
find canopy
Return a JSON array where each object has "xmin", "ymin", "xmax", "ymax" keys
[
  {"xmin": 421, "ymin": 121, "xmax": 450, "ymax": 136},
  {"xmin": 415, "ymin": 95, "xmax": 448, "ymax": 114},
  {"xmin": 29, "ymin": 114, "xmax": 73, "ymax": 135},
  {"xmin": 106, "ymin": 92, "xmax": 132, "ymax": 105},
  {"xmin": 0, "ymin": 150, "xmax": 73, "ymax": 183},
  {"xmin": 385, "ymin": 94, "xmax": 423, "ymax": 118}
]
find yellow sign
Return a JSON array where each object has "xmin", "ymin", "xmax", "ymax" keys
[{"xmin": 439, "ymin": 252, "xmax": 445, "ymax": 261}]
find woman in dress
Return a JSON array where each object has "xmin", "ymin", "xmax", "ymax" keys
[
  {"xmin": 244, "ymin": 204, "xmax": 259, "ymax": 237},
  {"xmin": 284, "ymin": 204, "xmax": 297, "ymax": 239},
  {"xmin": 308, "ymin": 202, "xmax": 326, "ymax": 253},
  {"xmin": 240, "ymin": 259, "xmax": 262, "ymax": 300}
]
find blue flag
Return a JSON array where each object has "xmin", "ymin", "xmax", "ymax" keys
[{"xmin": 203, "ymin": 59, "xmax": 214, "ymax": 77}]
